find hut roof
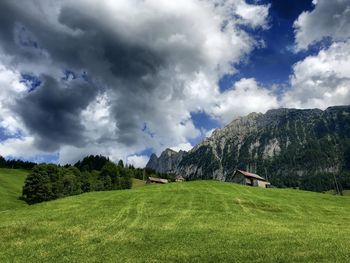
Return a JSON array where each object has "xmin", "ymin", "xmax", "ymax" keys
[
  {"xmin": 148, "ymin": 177, "xmax": 168, "ymax": 184},
  {"xmin": 236, "ymin": 170, "xmax": 267, "ymax": 181}
]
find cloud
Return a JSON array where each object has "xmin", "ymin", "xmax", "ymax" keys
[
  {"xmin": 0, "ymin": 136, "xmax": 48, "ymax": 159},
  {"xmin": 294, "ymin": 0, "xmax": 350, "ymax": 51},
  {"xmin": 211, "ymin": 78, "xmax": 278, "ymax": 123},
  {"xmin": 288, "ymin": 0, "xmax": 350, "ymax": 110},
  {"xmin": 126, "ymin": 155, "xmax": 149, "ymax": 168},
  {"xmin": 0, "ymin": 0, "xmax": 270, "ymax": 163},
  {"xmin": 170, "ymin": 143, "xmax": 193, "ymax": 152},
  {"xmin": 13, "ymin": 76, "xmax": 99, "ymax": 151},
  {"xmin": 0, "ymin": 63, "xmax": 27, "ymax": 135},
  {"xmin": 283, "ymin": 42, "xmax": 350, "ymax": 109}
]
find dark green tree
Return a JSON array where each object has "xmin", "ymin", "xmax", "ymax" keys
[
  {"xmin": 60, "ymin": 168, "xmax": 81, "ymax": 196},
  {"xmin": 118, "ymin": 160, "xmax": 124, "ymax": 168},
  {"xmin": 99, "ymin": 162, "xmax": 117, "ymax": 190},
  {"xmin": 22, "ymin": 165, "xmax": 54, "ymax": 204},
  {"xmin": 74, "ymin": 155, "xmax": 109, "ymax": 172}
]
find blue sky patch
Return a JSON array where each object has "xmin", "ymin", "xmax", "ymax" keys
[
  {"xmin": 0, "ymin": 128, "xmax": 23, "ymax": 141},
  {"xmin": 62, "ymin": 69, "xmax": 77, "ymax": 81},
  {"xmin": 219, "ymin": 0, "xmax": 316, "ymax": 89},
  {"xmin": 191, "ymin": 111, "xmax": 221, "ymax": 131},
  {"xmin": 20, "ymin": 74, "xmax": 41, "ymax": 92}
]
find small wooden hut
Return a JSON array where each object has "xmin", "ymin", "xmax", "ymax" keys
[
  {"xmin": 230, "ymin": 170, "xmax": 271, "ymax": 188},
  {"xmin": 175, "ymin": 175, "xmax": 185, "ymax": 182},
  {"xmin": 146, "ymin": 177, "xmax": 169, "ymax": 184}
]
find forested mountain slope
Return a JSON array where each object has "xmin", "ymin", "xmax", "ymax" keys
[{"xmin": 147, "ymin": 106, "xmax": 350, "ymax": 190}]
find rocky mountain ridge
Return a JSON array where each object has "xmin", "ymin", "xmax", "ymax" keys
[
  {"xmin": 147, "ymin": 148, "xmax": 187, "ymax": 174},
  {"xmin": 146, "ymin": 106, "xmax": 350, "ymax": 188}
]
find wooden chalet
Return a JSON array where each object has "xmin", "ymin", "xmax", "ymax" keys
[
  {"xmin": 175, "ymin": 175, "xmax": 185, "ymax": 182},
  {"xmin": 230, "ymin": 170, "xmax": 271, "ymax": 188},
  {"xmin": 146, "ymin": 177, "xmax": 169, "ymax": 184}
]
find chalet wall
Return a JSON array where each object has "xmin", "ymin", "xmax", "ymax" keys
[{"xmin": 226, "ymin": 173, "xmax": 246, "ymax": 184}]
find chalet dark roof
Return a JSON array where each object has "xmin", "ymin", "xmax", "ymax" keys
[{"xmin": 236, "ymin": 170, "xmax": 267, "ymax": 181}]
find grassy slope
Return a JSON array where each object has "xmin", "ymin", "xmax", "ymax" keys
[
  {"xmin": 0, "ymin": 168, "xmax": 28, "ymax": 211},
  {"xmin": 0, "ymin": 170, "xmax": 350, "ymax": 262},
  {"xmin": 132, "ymin": 178, "xmax": 146, "ymax": 188},
  {"xmin": 326, "ymin": 189, "xmax": 350, "ymax": 196}
]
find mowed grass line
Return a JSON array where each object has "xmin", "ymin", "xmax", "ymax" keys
[
  {"xmin": 0, "ymin": 168, "xmax": 28, "ymax": 211},
  {"xmin": 0, "ymin": 178, "xmax": 350, "ymax": 262}
]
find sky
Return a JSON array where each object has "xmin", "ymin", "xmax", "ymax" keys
[{"xmin": 0, "ymin": 0, "xmax": 350, "ymax": 167}]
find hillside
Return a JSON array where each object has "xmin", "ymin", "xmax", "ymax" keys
[
  {"xmin": 0, "ymin": 168, "xmax": 29, "ymax": 211},
  {"xmin": 0, "ymin": 170, "xmax": 350, "ymax": 262},
  {"xmin": 147, "ymin": 106, "xmax": 350, "ymax": 189}
]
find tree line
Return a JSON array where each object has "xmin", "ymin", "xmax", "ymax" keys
[
  {"xmin": 73, "ymin": 155, "xmax": 172, "ymax": 180},
  {"xmin": 22, "ymin": 155, "xmax": 134, "ymax": 204},
  {"xmin": 0, "ymin": 156, "xmax": 36, "ymax": 170},
  {"xmin": 299, "ymin": 172, "xmax": 350, "ymax": 194}
]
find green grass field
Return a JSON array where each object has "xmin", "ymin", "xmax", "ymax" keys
[
  {"xmin": 326, "ymin": 189, "xmax": 350, "ymax": 196},
  {"xmin": 0, "ymin": 168, "xmax": 350, "ymax": 262},
  {"xmin": 0, "ymin": 168, "xmax": 29, "ymax": 211},
  {"xmin": 132, "ymin": 178, "xmax": 146, "ymax": 188}
]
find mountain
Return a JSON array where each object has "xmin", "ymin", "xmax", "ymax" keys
[
  {"xmin": 146, "ymin": 148, "xmax": 187, "ymax": 174},
  {"xmin": 146, "ymin": 106, "xmax": 350, "ymax": 189}
]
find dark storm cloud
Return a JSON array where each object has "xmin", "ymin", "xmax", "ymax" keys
[
  {"xmin": 58, "ymin": 5, "xmax": 167, "ymax": 81},
  {"xmin": 105, "ymin": 43, "xmax": 165, "ymax": 80},
  {"xmin": 0, "ymin": 0, "xmax": 172, "ymax": 149},
  {"xmin": 56, "ymin": 4, "xmax": 174, "ymax": 146},
  {"xmin": 0, "ymin": 1, "xmax": 80, "ymax": 67},
  {"xmin": 14, "ymin": 76, "xmax": 98, "ymax": 151},
  {"xmin": 0, "ymin": 2, "xmax": 38, "ymax": 60}
]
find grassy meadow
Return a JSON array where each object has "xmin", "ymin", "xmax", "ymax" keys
[
  {"xmin": 0, "ymin": 168, "xmax": 350, "ymax": 262},
  {"xmin": 0, "ymin": 168, "xmax": 28, "ymax": 211},
  {"xmin": 132, "ymin": 178, "xmax": 147, "ymax": 189}
]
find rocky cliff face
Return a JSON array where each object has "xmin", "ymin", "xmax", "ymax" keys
[
  {"xmin": 146, "ymin": 148, "xmax": 187, "ymax": 174},
  {"xmin": 146, "ymin": 106, "xmax": 350, "ymax": 187}
]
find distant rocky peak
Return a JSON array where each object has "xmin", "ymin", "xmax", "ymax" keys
[
  {"xmin": 161, "ymin": 148, "xmax": 177, "ymax": 156},
  {"xmin": 146, "ymin": 148, "xmax": 188, "ymax": 174}
]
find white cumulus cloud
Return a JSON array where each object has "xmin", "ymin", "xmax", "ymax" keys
[
  {"xmin": 283, "ymin": 42, "xmax": 350, "ymax": 109},
  {"xmin": 170, "ymin": 143, "xmax": 193, "ymax": 152},
  {"xmin": 211, "ymin": 78, "xmax": 279, "ymax": 124},
  {"xmin": 294, "ymin": 0, "xmax": 350, "ymax": 51},
  {"xmin": 126, "ymin": 155, "xmax": 149, "ymax": 168}
]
